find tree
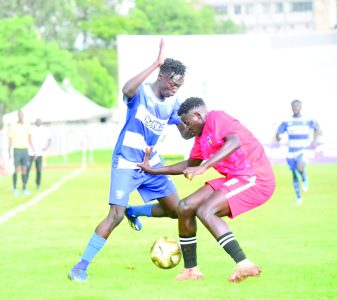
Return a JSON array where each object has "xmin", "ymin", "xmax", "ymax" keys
[
  {"xmin": 0, "ymin": 17, "xmax": 81, "ymax": 114},
  {"xmin": 129, "ymin": 0, "xmax": 217, "ymax": 35},
  {"xmin": 75, "ymin": 54, "xmax": 117, "ymax": 107}
]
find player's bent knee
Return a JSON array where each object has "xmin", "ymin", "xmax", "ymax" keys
[
  {"xmin": 177, "ymin": 200, "xmax": 195, "ymax": 217},
  {"xmin": 107, "ymin": 206, "xmax": 125, "ymax": 225}
]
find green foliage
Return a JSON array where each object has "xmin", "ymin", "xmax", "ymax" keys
[
  {"xmin": 129, "ymin": 0, "xmax": 217, "ymax": 35},
  {"xmin": 215, "ymin": 19, "xmax": 245, "ymax": 34},
  {"xmin": 0, "ymin": 0, "xmax": 244, "ymax": 115},
  {"xmin": 76, "ymin": 56, "xmax": 117, "ymax": 107},
  {"xmin": 0, "ymin": 17, "xmax": 80, "ymax": 113}
]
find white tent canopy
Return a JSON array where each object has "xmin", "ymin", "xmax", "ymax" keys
[{"xmin": 4, "ymin": 74, "xmax": 112, "ymax": 123}]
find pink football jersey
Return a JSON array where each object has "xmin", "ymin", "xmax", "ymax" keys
[{"xmin": 190, "ymin": 111, "xmax": 274, "ymax": 184}]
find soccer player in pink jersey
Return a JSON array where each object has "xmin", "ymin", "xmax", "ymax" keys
[{"xmin": 138, "ymin": 97, "xmax": 275, "ymax": 283}]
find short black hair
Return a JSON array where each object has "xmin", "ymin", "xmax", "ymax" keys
[
  {"xmin": 160, "ymin": 58, "xmax": 186, "ymax": 78},
  {"xmin": 291, "ymin": 99, "xmax": 302, "ymax": 105},
  {"xmin": 178, "ymin": 97, "xmax": 205, "ymax": 116}
]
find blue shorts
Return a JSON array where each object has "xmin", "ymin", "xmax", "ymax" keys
[
  {"xmin": 108, "ymin": 168, "xmax": 177, "ymax": 207},
  {"xmin": 287, "ymin": 153, "xmax": 307, "ymax": 171}
]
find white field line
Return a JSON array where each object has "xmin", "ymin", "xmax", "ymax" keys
[{"xmin": 0, "ymin": 167, "xmax": 85, "ymax": 225}]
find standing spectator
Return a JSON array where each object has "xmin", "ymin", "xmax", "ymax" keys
[
  {"xmin": 276, "ymin": 99, "xmax": 321, "ymax": 205},
  {"xmin": 8, "ymin": 110, "xmax": 34, "ymax": 196},
  {"xmin": 26, "ymin": 118, "xmax": 51, "ymax": 190}
]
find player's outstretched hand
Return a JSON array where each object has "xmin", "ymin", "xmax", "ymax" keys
[
  {"xmin": 183, "ymin": 165, "xmax": 207, "ymax": 181},
  {"xmin": 137, "ymin": 147, "xmax": 153, "ymax": 173},
  {"xmin": 156, "ymin": 38, "xmax": 165, "ymax": 67}
]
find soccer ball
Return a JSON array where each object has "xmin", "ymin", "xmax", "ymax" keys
[{"xmin": 150, "ymin": 236, "xmax": 182, "ymax": 269}]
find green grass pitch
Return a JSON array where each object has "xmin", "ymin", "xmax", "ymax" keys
[{"xmin": 0, "ymin": 151, "xmax": 336, "ymax": 299}]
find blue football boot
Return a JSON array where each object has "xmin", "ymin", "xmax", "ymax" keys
[
  {"xmin": 125, "ymin": 207, "xmax": 142, "ymax": 231},
  {"xmin": 68, "ymin": 266, "xmax": 87, "ymax": 282}
]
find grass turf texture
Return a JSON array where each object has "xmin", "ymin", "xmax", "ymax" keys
[{"xmin": 0, "ymin": 151, "xmax": 336, "ymax": 299}]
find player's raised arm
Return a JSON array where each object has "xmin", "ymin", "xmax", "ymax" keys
[{"xmin": 122, "ymin": 39, "xmax": 165, "ymax": 99}]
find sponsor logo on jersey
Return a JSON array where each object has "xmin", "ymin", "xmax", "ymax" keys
[{"xmin": 116, "ymin": 190, "xmax": 125, "ymax": 200}]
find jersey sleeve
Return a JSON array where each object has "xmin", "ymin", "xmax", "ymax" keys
[
  {"xmin": 123, "ymin": 85, "xmax": 142, "ymax": 109},
  {"xmin": 276, "ymin": 122, "xmax": 287, "ymax": 135},
  {"xmin": 309, "ymin": 119, "xmax": 320, "ymax": 131},
  {"xmin": 167, "ymin": 98, "xmax": 182, "ymax": 125},
  {"xmin": 189, "ymin": 137, "xmax": 203, "ymax": 160}
]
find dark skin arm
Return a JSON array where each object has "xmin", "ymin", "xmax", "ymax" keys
[
  {"xmin": 183, "ymin": 134, "xmax": 240, "ymax": 180},
  {"xmin": 310, "ymin": 124, "xmax": 322, "ymax": 148},
  {"xmin": 138, "ymin": 133, "xmax": 240, "ymax": 180},
  {"xmin": 122, "ymin": 39, "xmax": 165, "ymax": 98},
  {"xmin": 137, "ymin": 148, "xmax": 202, "ymax": 176}
]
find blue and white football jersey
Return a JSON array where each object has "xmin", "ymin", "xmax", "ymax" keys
[
  {"xmin": 276, "ymin": 116, "xmax": 319, "ymax": 158},
  {"xmin": 112, "ymin": 83, "xmax": 182, "ymax": 169}
]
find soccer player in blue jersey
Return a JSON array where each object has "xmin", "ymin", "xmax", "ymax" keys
[
  {"xmin": 276, "ymin": 99, "xmax": 320, "ymax": 205},
  {"xmin": 68, "ymin": 39, "xmax": 192, "ymax": 282}
]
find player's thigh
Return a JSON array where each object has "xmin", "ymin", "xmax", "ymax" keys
[
  {"xmin": 13, "ymin": 149, "xmax": 21, "ymax": 168},
  {"xmin": 296, "ymin": 153, "xmax": 307, "ymax": 172},
  {"xmin": 286, "ymin": 158, "xmax": 297, "ymax": 172},
  {"xmin": 108, "ymin": 169, "xmax": 143, "ymax": 206},
  {"xmin": 196, "ymin": 190, "xmax": 230, "ymax": 218},
  {"xmin": 139, "ymin": 173, "xmax": 177, "ymax": 203},
  {"xmin": 180, "ymin": 184, "xmax": 214, "ymax": 213}
]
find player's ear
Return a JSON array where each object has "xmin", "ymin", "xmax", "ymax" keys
[
  {"xmin": 194, "ymin": 111, "xmax": 202, "ymax": 120},
  {"xmin": 157, "ymin": 72, "xmax": 164, "ymax": 81}
]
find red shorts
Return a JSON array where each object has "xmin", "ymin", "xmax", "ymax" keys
[{"xmin": 206, "ymin": 176, "xmax": 275, "ymax": 218}]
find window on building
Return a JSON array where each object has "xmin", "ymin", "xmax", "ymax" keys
[
  {"xmin": 292, "ymin": 2, "xmax": 313, "ymax": 12},
  {"xmin": 262, "ymin": 3, "xmax": 271, "ymax": 13},
  {"xmin": 234, "ymin": 5, "xmax": 242, "ymax": 15},
  {"xmin": 275, "ymin": 3, "xmax": 283, "ymax": 13},
  {"xmin": 214, "ymin": 5, "xmax": 227, "ymax": 15},
  {"xmin": 245, "ymin": 4, "xmax": 254, "ymax": 15}
]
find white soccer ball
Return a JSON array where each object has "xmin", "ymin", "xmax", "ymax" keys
[{"xmin": 150, "ymin": 236, "xmax": 182, "ymax": 269}]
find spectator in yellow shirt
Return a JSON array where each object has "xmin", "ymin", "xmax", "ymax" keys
[{"xmin": 8, "ymin": 110, "xmax": 34, "ymax": 196}]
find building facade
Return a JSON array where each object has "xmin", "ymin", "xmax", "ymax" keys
[{"xmin": 201, "ymin": 0, "xmax": 337, "ymax": 33}]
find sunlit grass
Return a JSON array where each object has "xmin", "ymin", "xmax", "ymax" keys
[{"xmin": 0, "ymin": 151, "xmax": 336, "ymax": 299}]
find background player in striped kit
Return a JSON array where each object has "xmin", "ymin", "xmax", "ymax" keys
[
  {"xmin": 138, "ymin": 97, "xmax": 275, "ymax": 283},
  {"xmin": 68, "ymin": 39, "xmax": 192, "ymax": 282},
  {"xmin": 276, "ymin": 99, "xmax": 320, "ymax": 205}
]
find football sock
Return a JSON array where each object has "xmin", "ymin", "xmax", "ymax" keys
[
  {"xmin": 22, "ymin": 173, "xmax": 27, "ymax": 190},
  {"xmin": 179, "ymin": 235, "xmax": 197, "ymax": 268},
  {"xmin": 80, "ymin": 232, "xmax": 107, "ymax": 268},
  {"xmin": 13, "ymin": 173, "xmax": 17, "ymax": 189},
  {"xmin": 128, "ymin": 204, "xmax": 155, "ymax": 217},
  {"xmin": 292, "ymin": 178, "xmax": 301, "ymax": 199},
  {"xmin": 301, "ymin": 169, "xmax": 308, "ymax": 182},
  {"xmin": 217, "ymin": 232, "xmax": 246, "ymax": 263}
]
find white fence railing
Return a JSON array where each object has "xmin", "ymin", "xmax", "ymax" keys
[{"xmin": 1, "ymin": 124, "xmax": 337, "ymax": 176}]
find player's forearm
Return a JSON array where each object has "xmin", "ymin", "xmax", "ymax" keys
[
  {"xmin": 122, "ymin": 62, "xmax": 160, "ymax": 98},
  {"xmin": 146, "ymin": 160, "xmax": 189, "ymax": 175},
  {"xmin": 202, "ymin": 135, "xmax": 240, "ymax": 170}
]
